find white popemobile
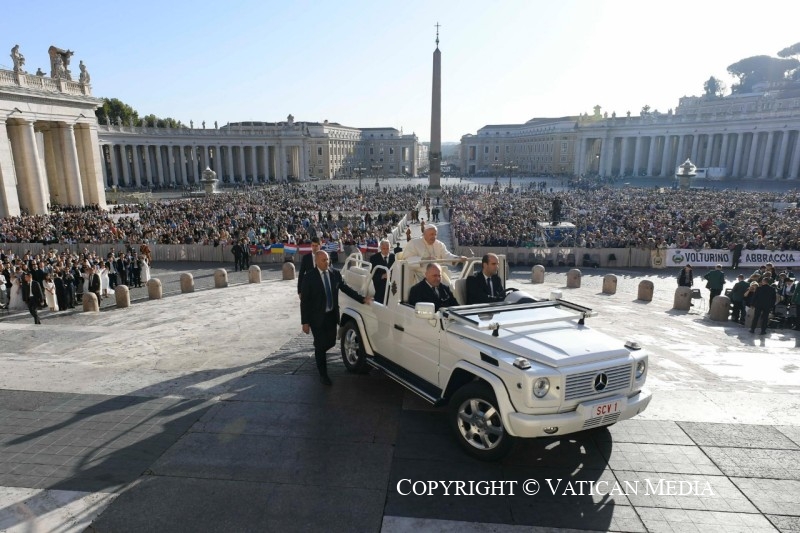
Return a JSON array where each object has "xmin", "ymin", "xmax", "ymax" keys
[{"xmin": 337, "ymin": 253, "xmax": 652, "ymax": 460}]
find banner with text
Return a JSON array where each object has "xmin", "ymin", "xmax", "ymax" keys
[{"xmin": 665, "ymin": 249, "xmax": 800, "ymax": 268}]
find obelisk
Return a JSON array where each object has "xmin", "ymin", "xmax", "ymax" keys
[{"xmin": 429, "ymin": 23, "xmax": 442, "ymax": 191}]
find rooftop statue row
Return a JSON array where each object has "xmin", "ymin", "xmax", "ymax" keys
[{"xmin": 8, "ymin": 44, "xmax": 89, "ymax": 84}]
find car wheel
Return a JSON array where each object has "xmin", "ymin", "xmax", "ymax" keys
[
  {"xmin": 450, "ymin": 382, "xmax": 514, "ymax": 461},
  {"xmin": 340, "ymin": 321, "xmax": 369, "ymax": 374}
]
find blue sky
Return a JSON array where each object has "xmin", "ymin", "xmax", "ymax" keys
[{"xmin": 5, "ymin": 0, "xmax": 800, "ymax": 142}]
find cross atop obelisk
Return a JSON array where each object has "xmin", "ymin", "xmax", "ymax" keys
[{"xmin": 429, "ymin": 22, "xmax": 442, "ymax": 191}]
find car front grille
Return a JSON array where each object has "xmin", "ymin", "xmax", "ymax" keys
[
  {"xmin": 582, "ymin": 411, "xmax": 622, "ymax": 429},
  {"xmin": 564, "ymin": 363, "xmax": 632, "ymax": 401}
]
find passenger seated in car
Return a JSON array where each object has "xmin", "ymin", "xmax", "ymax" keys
[
  {"xmin": 466, "ymin": 253, "xmax": 505, "ymax": 305},
  {"xmin": 408, "ymin": 263, "xmax": 458, "ymax": 311}
]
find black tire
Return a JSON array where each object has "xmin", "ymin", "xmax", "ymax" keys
[
  {"xmin": 340, "ymin": 321, "xmax": 370, "ymax": 374},
  {"xmin": 449, "ymin": 381, "xmax": 514, "ymax": 461}
]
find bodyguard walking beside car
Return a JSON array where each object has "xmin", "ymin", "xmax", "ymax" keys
[{"xmin": 300, "ymin": 251, "xmax": 372, "ymax": 385}]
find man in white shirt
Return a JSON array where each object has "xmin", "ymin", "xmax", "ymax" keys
[{"xmin": 403, "ymin": 224, "xmax": 465, "ymax": 264}]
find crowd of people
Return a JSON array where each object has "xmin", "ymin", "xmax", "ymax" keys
[
  {"xmin": 445, "ymin": 184, "xmax": 800, "ymax": 251},
  {"xmin": 1, "ymin": 246, "xmax": 153, "ymax": 318},
  {"xmin": 0, "ymin": 185, "xmax": 423, "ymax": 249},
  {"xmin": 678, "ymin": 262, "xmax": 799, "ymax": 332}
]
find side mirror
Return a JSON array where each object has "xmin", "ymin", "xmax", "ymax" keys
[{"xmin": 414, "ymin": 302, "xmax": 437, "ymax": 320}]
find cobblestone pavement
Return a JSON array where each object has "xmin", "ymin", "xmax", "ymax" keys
[{"xmin": 0, "ymin": 218, "xmax": 798, "ymax": 531}]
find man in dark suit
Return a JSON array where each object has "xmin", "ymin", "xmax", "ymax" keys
[
  {"xmin": 88, "ymin": 265, "xmax": 102, "ymax": 304},
  {"xmin": 21, "ymin": 272, "xmax": 43, "ymax": 324},
  {"xmin": 301, "ymin": 250, "xmax": 373, "ymax": 385},
  {"xmin": 466, "ymin": 253, "xmax": 505, "ymax": 305},
  {"xmin": 297, "ymin": 237, "xmax": 321, "ymax": 298},
  {"xmin": 369, "ymin": 239, "xmax": 395, "ymax": 304},
  {"xmin": 750, "ymin": 277, "xmax": 777, "ymax": 335},
  {"xmin": 408, "ymin": 263, "xmax": 458, "ymax": 311}
]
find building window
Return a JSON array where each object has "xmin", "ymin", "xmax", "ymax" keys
[
  {"xmin": 389, "ymin": 147, "xmax": 394, "ymax": 155},
  {"xmin": 317, "ymin": 147, "xmax": 323, "ymax": 156},
  {"xmin": 561, "ymin": 141, "xmax": 568, "ymax": 152},
  {"xmin": 369, "ymin": 147, "xmax": 374, "ymax": 155},
  {"xmin": 484, "ymin": 146, "xmax": 489, "ymax": 154}
]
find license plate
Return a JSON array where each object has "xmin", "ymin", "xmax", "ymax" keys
[{"xmin": 593, "ymin": 400, "xmax": 621, "ymax": 417}]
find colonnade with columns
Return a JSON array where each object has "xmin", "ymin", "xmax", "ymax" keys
[
  {"xmin": 576, "ymin": 128, "xmax": 800, "ymax": 179},
  {"xmin": 99, "ymin": 142, "xmax": 305, "ymax": 187},
  {"xmin": 0, "ymin": 117, "xmax": 106, "ymax": 216}
]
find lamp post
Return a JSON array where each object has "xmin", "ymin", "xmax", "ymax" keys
[
  {"xmin": 371, "ymin": 164, "xmax": 382, "ymax": 188},
  {"xmin": 505, "ymin": 161, "xmax": 518, "ymax": 190},
  {"xmin": 355, "ymin": 165, "xmax": 366, "ymax": 191},
  {"xmin": 491, "ymin": 162, "xmax": 503, "ymax": 189}
]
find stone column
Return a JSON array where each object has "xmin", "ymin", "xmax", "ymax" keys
[
  {"xmin": 703, "ymin": 133, "xmax": 717, "ymax": 168},
  {"xmin": 248, "ymin": 145, "xmax": 257, "ymax": 181},
  {"xmin": 9, "ymin": 120, "xmax": 49, "ymax": 214},
  {"xmin": 131, "ymin": 145, "xmax": 142, "ymax": 186},
  {"xmin": 760, "ymin": 131, "xmax": 774, "ymax": 178},
  {"xmin": 718, "ymin": 133, "xmax": 730, "ymax": 169},
  {"xmin": 674, "ymin": 135, "xmax": 686, "ymax": 170},
  {"xmin": 746, "ymin": 133, "xmax": 759, "ymax": 178},
  {"xmin": 575, "ymin": 138, "xmax": 586, "ymax": 175},
  {"xmin": 77, "ymin": 123, "xmax": 107, "ymax": 208},
  {"xmin": 279, "ymin": 144, "xmax": 287, "ymax": 181},
  {"xmin": 99, "ymin": 144, "xmax": 110, "ymax": 189},
  {"xmin": 167, "ymin": 146, "xmax": 177, "ymax": 185},
  {"xmin": 731, "ymin": 133, "xmax": 744, "ymax": 177},
  {"xmin": 631, "ymin": 136, "xmax": 642, "ymax": 176},
  {"xmin": 42, "ymin": 128, "xmax": 67, "ymax": 206},
  {"xmin": 120, "ymin": 145, "xmax": 131, "ymax": 186},
  {"xmin": 59, "ymin": 123, "xmax": 84, "ymax": 205},
  {"xmin": 143, "ymin": 145, "xmax": 153, "ymax": 185},
  {"xmin": 690, "ymin": 134, "xmax": 699, "ymax": 161},
  {"xmin": 0, "ymin": 119, "xmax": 22, "ymax": 217},
  {"xmin": 179, "ymin": 146, "xmax": 188, "ymax": 185},
  {"xmin": 646, "ymin": 136, "xmax": 657, "ymax": 176},
  {"xmin": 216, "ymin": 145, "xmax": 224, "ymax": 174},
  {"xmin": 660, "ymin": 135, "xmax": 672, "ymax": 176},
  {"xmin": 299, "ymin": 144, "xmax": 308, "ymax": 180},
  {"xmin": 238, "ymin": 145, "xmax": 246, "ymax": 182},
  {"xmin": 599, "ymin": 137, "xmax": 612, "ymax": 176},
  {"xmin": 155, "ymin": 145, "xmax": 165, "ymax": 186},
  {"xmin": 619, "ymin": 136, "xmax": 630, "ymax": 176},
  {"xmin": 226, "ymin": 146, "xmax": 235, "ymax": 181},
  {"xmin": 108, "ymin": 143, "xmax": 119, "ymax": 187},
  {"xmin": 788, "ymin": 133, "xmax": 800, "ymax": 179},
  {"xmin": 260, "ymin": 144, "xmax": 268, "ymax": 181},
  {"xmin": 775, "ymin": 130, "xmax": 791, "ymax": 179}
]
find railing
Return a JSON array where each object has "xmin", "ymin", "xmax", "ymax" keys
[{"xmin": 0, "ymin": 68, "xmax": 91, "ymax": 96}]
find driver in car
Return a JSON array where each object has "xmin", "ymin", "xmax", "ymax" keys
[{"xmin": 466, "ymin": 253, "xmax": 506, "ymax": 305}]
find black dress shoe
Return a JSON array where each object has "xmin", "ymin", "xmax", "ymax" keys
[{"xmin": 319, "ymin": 375, "xmax": 332, "ymax": 386}]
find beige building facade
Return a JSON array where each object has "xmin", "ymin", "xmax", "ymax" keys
[
  {"xmin": 462, "ymin": 82, "xmax": 800, "ymax": 180},
  {"xmin": 96, "ymin": 119, "xmax": 420, "ymax": 187},
  {"xmin": 460, "ymin": 117, "xmax": 579, "ymax": 177},
  {"xmin": 0, "ymin": 45, "xmax": 106, "ymax": 217}
]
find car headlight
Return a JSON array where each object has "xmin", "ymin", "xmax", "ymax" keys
[
  {"xmin": 635, "ymin": 360, "xmax": 646, "ymax": 379},
  {"xmin": 533, "ymin": 377, "xmax": 550, "ymax": 398}
]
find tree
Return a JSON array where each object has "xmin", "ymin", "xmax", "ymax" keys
[
  {"xmin": 777, "ymin": 42, "xmax": 800, "ymax": 80},
  {"xmin": 94, "ymin": 98, "xmax": 186, "ymax": 128},
  {"xmin": 727, "ymin": 55, "xmax": 799, "ymax": 94},
  {"xmin": 640, "ymin": 105, "xmax": 651, "ymax": 116},
  {"xmin": 95, "ymin": 98, "xmax": 139, "ymax": 125},
  {"xmin": 703, "ymin": 76, "xmax": 726, "ymax": 98}
]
